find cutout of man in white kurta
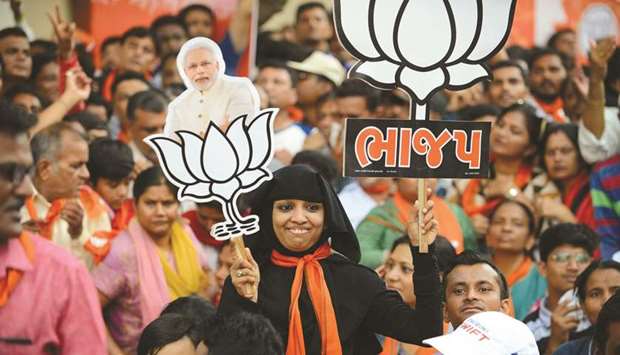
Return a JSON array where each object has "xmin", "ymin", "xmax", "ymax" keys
[{"xmin": 164, "ymin": 37, "xmax": 260, "ymax": 138}]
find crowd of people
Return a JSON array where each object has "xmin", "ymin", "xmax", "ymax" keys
[{"xmin": 1, "ymin": 1, "xmax": 620, "ymax": 354}]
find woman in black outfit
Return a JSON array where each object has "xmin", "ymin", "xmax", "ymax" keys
[{"xmin": 218, "ymin": 165, "xmax": 442, "ymax": 354}]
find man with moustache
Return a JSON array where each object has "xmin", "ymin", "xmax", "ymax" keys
[
  {"xmin": 442, "ymin": 251, "xmax": 513, "ymax": 328},
  {"xmin": 21, "ymin": 123, "xmax": 111, "ymax": 269},
  {"xmin": 0, "ymin": 100, "xmax": 106, "ymax": 355},
  {"xmin": 528, "ymin": 48, "xmax": 571, "ymax": 123}
]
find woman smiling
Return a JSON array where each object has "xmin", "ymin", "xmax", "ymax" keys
[{"xmin": 218, "ymin": 165, "xmax": 443, "ymax": 354}]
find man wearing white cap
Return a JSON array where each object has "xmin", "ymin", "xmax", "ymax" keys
[
  {"xmin": 163, "ymin": 37, "xmax": 260, "ymax": 138},
  {"xmin": 424, "ymin": 311, "xmax": 540, "ymax": 355},
  {"xmin": 287, "ymin": 51, "xmax": 345, "ymax": 125}
]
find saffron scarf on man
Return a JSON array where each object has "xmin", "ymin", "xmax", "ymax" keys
[
  {"xmin": 271, "ymin": 243, "xmax": 342, "ymax": 355},
  {"xmin": 25, "ymin": 186, "xmax": 108, "ymax": 239},
  {"xmin": 128, "ymin": 219, "xmax": 204, "ymax": 326},
  {"xmin": 537, "ymin": 97, "xmax": 568, "ymax": 123},
  {"xmin": 0, "ymin": 232, "xmax": 34, "ymax": 307}
]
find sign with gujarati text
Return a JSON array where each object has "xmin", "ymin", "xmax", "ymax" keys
[{"xmin": 344, "ymin": 119, "xmax": 491, "ymax": 179}]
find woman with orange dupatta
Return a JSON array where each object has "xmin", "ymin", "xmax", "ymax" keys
[
  {"xmin": 485, "ymin": 199, "xmax": 547, "ymax": 320},
  {"xmin": 460, "ymin": 103, "xmax": 543, "ymax": 240},
  {"xmin": 218, "ymin": 165, "xmax": 443, "ymax": 355},
  {"xmin": 92, "ymin": 167, "xmax": 210, "ymax": 355}
]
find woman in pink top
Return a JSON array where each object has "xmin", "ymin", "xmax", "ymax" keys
[{"xmin": 92, "ymin": 167, "xmax": 211, "ymax": 355}]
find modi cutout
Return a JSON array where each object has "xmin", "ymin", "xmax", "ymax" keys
[{"xmin": 164, "ymin": 37, "xmax": 259, "ymax": 137}]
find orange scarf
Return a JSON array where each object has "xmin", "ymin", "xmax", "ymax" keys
[
  {"xmin": 537, "ymin": 98, "xmax": 567, "ymax": 123},
  {"xmin": 87, "ymin": 197, "xmax": 134, "ymax": 264},
  {"xmin": 362, "ymin": 180, "xmax": 392, "ymax": 195},
  {"xmin": 25, "ymin": 198, "xmax": 65, "ymax": 240},
  {"xmin": 27, "ymin": 186, "xmax": 110, "ymax": 260},
  {"xmin": 111, "ymin": 199, "xmax": 135, "ymax": 233},
  {"xmin": 0, "ymin": 232, "xmax": 35, "ymax": 307},
  {"xmin": 393, "ymin": 192, "xmax": 464, "ymax": 253},
  {"xmin": 271, "ymin": 243, "xmax": 342, "ymax": 355},
  {"xmin": 462, "ymin": 165, "xmax": 533, "ymax": 216},
  {"xmin": 380, "ymin": 337, "xmax": 399, "ymax": 355},
  {"xmin": 498, "ymin": 256, "xmax": 533, "ymax": 287},
  {"xmin": 26, "ymin": 186, "xmax": 108, "ymax": 239}
]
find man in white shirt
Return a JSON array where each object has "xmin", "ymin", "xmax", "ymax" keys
[
  {"xmin": 21, "ymin": 123, "xmax": 111, "ymax": 269},
  {"xmin": 164, "ymin": 37, "xmax": 259, "ymax": 138}
]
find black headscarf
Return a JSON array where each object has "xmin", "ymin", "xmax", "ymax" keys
[{"xmin": 246, "ymin": 164, "xmax": 360, "ymax": 263}]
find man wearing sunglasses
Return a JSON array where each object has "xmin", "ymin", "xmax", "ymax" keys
[
  {"xmin": 0, "ymin": 100, "xmax": 106, "ymax": 354},
  {"xmin": 524, "ymin": 223, "xmax": 599, "ymax": 354}
]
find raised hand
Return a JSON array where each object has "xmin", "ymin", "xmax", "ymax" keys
[
  {"xmin": 48, "ymin": 4, "xmax": 76, "ymax": 59},
  {"xmin": 66, "ymin": 68, "xmax": 92, "ymax": 100},
  {"xmin": 9, "ymin": 0, "xmax": 23, "ymax": 22},
  {"xmin": 589, "ymin": 37, "xmax": 616, "ymax": 73}
]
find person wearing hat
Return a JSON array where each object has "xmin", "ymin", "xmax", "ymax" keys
[
  {"xmin": 163, "ymin": 37, "xmax": 260, "ymax": 139},
  {"xmin": 424, "ymin": 311, "xmax": 539, "ymax": 355},
  {"xmin": 287, "ymin": 51, "xmax": 345, "ymax": 125},
  {"xmin": 218, "ymin": 165, "xmax": 443, "ymax": 354}
]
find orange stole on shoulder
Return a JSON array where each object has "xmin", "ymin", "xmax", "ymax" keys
[
  {"xmin": 271, "ymin": 243, "xmax": 342, "ymax": 355},
  {"xmin": 0, "ymin": 232, "xmax": 34, "ymax": 307}
]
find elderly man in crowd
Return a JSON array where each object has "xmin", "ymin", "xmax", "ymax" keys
[{"xmin": 21, "ymin": 123, "xmax": 111, "ymax": 269}]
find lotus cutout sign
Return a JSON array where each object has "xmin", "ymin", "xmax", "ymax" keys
[
  {"xmin": 335, "ymin": 0, "xmax": 517, "ymax": 179},
  {"xmin": 146, "ymin": 109, "xmax": 277, "ymax": 240},
  {"xmin": 334, "ymin": 0, "xmax": 517, "ymax": 120}
]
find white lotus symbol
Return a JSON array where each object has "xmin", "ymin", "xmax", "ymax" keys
[
  {"xmin": 334, "ymin": 0, "xmax": 516, "ymax": 117},
  {"xmin": 145, "ymin": 109, "xmax": 277, "ymax": 239}
]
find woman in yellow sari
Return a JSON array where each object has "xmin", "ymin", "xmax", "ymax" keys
[{"xmin": 92, "ymin": 167, "xmax": 209, "ymax": 355}]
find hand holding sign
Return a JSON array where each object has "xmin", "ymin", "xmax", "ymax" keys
[
  {"xmin": 406, "ymin": 187, "xmax": 438, "ymax": 252},
  {"xmin": 230, "ymin": 240, "xmax": 260, "ymax": 303}
]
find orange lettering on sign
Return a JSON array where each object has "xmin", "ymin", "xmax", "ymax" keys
[
  {"xmin": 412, "ymin": 128, "xmax": 452, "ymax": 168},
  {"xmin": 355, "ymin": 127, "xmax": 398, "ymax": 168},
  {"xmin": 453, "ymin": 129, "xmax": 482, "ymax": 169},
  {"xmin": 353, "ymin": 126, "xmax": 483, "ymax": 171}
]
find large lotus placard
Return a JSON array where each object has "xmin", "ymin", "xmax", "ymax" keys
[
  {"xmin": 146, "ymin": 109, "xmax": 277, "ymax": 240},
  {"xmin": 334, "ymin": 0, "xmax": 517, "ymax": 119}
]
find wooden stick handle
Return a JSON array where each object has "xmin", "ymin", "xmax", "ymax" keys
[
  {"xmin": 418, "ymin": 179, "xmax": 428, "ymax": 253},
  {"xmin": 230, "ymin": 235, "xmax": 253, "ymax": 296}
]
